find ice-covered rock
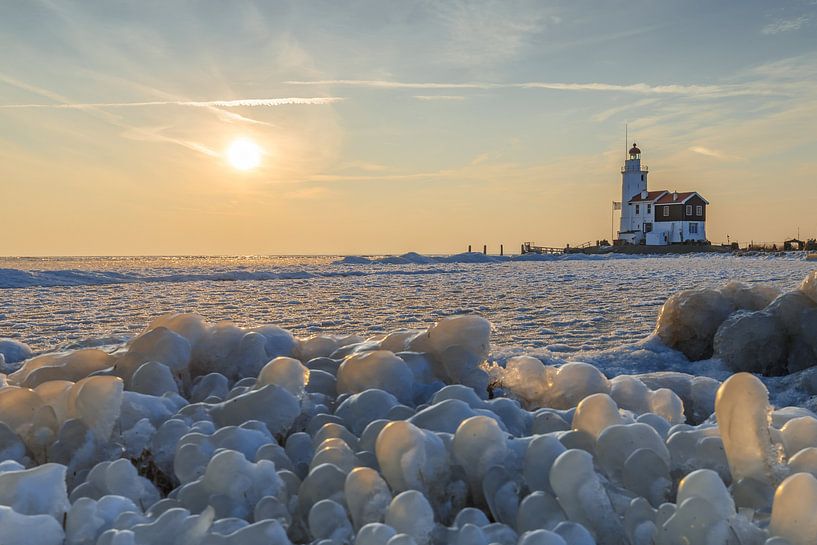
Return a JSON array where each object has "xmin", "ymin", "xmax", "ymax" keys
[
  {"xmin": 499, "ymin": 361, "xmax": 611, "ymax": 410},
  {"xmin": 174, "ymin": 423, "xmax": 274, "ymax": 484},
  {"xmin": 676, "ymin": 469, "xmax": 734, "ymax": 519},
  {"xmin": 65, "ymin": 495, "xmax": 140, "ymax": 545},
  {"xmin": 337, "ymin": 351, "xmax": 413, "ymax": 405},
  {"xmin": 714, "ymin": 311, "xmax": 788, "ymax": 375},
  {"xmin": 0, "ymin": 505, "xmax": 64, "ymax": 545},
  {"xmin": 408, "ymin": 315, "xmax": 491, "ymax": 395},
  {"xmin": 549, "ymin": 449, "xmax": 624, "ymax": 545},
  {"xmin": 210, "ymin": 384, "xmax": 299, "ymax": 437},
  {"xmin": 0, "ymin": 463, "xmax": 69, "ymax": 519},
  {"xmin": 385, "ymin": 491, "xmax": 435, "ymax": 545},
  {"xmin": 309, "ymin": 499, "xmax": 354, "ymax": 542},
  {"xmin": 546, "ymin": 363, "xmax": 611, "ymax": 410},
  {"xmin": 769, "ymin": 472, "xmax": 817, "ymax": 545},
  {"xmin": 356, "ymin": 522, "xmax": 398, "ymax": 545},
  {"xmin": 655, "ymin": 288, "xmax": 735, "ymax": 360},
  {"xmin": 345, "ymin": 467, "xmax": 392, "ymax": 530},
  {"xmin": 517, "ymin": 491, "xmax": 566, "ymax": 533},
  {"xmin": 780, "ymin": 416, "xmax": 817, "ymax": 457},
  {"xmin": 176, "ymin": 449, "xmax": 286, "ymax": 519},
  {"xmin": 375, "ymin": 421, "xmax": 449, "ymax": 506},
  {"xmin": 596, "ymin": 423, "xmax": 670, "ymax": 501},
  {"xmin": 70, "ymin": 458, "xmax": 160, "ymax": 509},
  {"xmin": 715, "ymin": 373, "xmax": 784, "ymax": 489},
  {"xmin": 787, "ymin": 447, "xmax": 817, "ymax": 476},
  {"xmin": 116, "ymin": 327, "xmax": 191, "ymax": 385},
  {"xmin": 721, "ymin": 281, "xmax": 781, "ymax": 312},
  {"xmin": 335, "ymin": 389, "xmax": 399, "ymax": 435},
  {"xmin": 800, "ymin": 271, "xmax": 817, "ymax": 304},
  {"xmin": 452, "ymin": 416, "xmax": 508, "ymax": 502},
  {"xmin": 10, "ymin": 349, "xmax": 114, "ymax": 388},
  {"xmin": 257, "ymin": 357, "xmax": 310, "ymax": 399},
  {"xmin": 572, "ymin": 393, "xmax": 630, "ymax": 440},
  {"xmin": 518, "ymin": 530, "xmax": 568, "ymax": 545},
  {"xmin": 69, "ymin": 376, "xmax": 125, "ymax": 440},
  {"xmin": 130, "ymin": 362, "xmax": 179, "ymax": 397}
]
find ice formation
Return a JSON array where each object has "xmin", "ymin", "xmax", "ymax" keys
[
  {"xmin": 656, "ymin": 273, "xmax": 817, "ymax": 375},
  {"xmin": 1, "ymin": 271, "xmax": 817, "ymax": 544}
]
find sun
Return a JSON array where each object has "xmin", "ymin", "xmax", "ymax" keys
[{"xmin": 226, "ymin": 138, "xmax": 262, "ymax": 171}]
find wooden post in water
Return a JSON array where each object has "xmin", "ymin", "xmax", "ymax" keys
[
  {"xmin": 483, "ymin": 245, "xmax": 487, "ymax": 255},
  {"xmin": 500, "ymin": 244, "xmax": 504, "ymax": 256},
  {"xmin": 468, "ymin": 245, "xmax": 472, "ymax": 253}
]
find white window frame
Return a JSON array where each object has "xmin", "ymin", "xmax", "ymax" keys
[
  {"xmin": 689, "ymin": 222, "xmax": 698, "ymax": 234},
  {"xmin": 635, "ymin": 204, "xmax": 640, "ymax": 214},
  {"xmin": 696, "ymin": 205, "xmax": 703, "ymax": 216},
  {"xmin": 662, "ymin": 207, "xmax": 669, "ymax": 217},
  {"xmin": 685, "ymin": 204, "xmax": 693, "ymax": 215}
]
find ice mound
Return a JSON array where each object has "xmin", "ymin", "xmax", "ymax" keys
[
  {"xmin": 655, "ymin": 276, "xmax": 817, "ymax": 376},
  {"xmin": 176, "ymin": 449, "xmax": 285, "ymax": 519},
  {"xmin": 7, "ymin": 273, "xmax": 817, "ymax": 544},
  {"xmin": 0, "ymin": 462, "xmax": 69, "ymax": 518},
  {"xmin": 10, "ymin": 349, "xmax": 115, "ymax": 388},
  {"xmin": 0, "ymin": 505, "xmax": 65, "ymax": 545},
  {"xmin": 337, "ymin": 351, "xmax": 413, "ymax": 404}
]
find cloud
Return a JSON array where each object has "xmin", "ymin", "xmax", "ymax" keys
[
  {"xmin": 688, "ymin": 146, "xmax": 741, "ymax": 161},
  {"xmin": 762, "ymin": 16, "xmax": 809, "ymax": 35},
  {"xmin": 285, "ymin": 79, "xmax": 782, "ymax": 97},
  {"xmin": 428, "ymin": 0, "xmax": 553, "ymax": 66},
  {"xmin": 0, "ymin": 97, "xmax": 344, "ymax": 109},
  {"xmin": 413, "ymin": 95, "xmax": 467, "ymax": 101}
]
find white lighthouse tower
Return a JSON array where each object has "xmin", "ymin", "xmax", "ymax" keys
[{"xmin": 618, "ymin": 143, "xmax": 648, "ymax": 244}]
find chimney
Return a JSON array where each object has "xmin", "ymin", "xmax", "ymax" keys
[
  {"xmin": 641, "ymin": 190, "xmax": 648, "ymax": 199},
  {"xmin": 673, "ymin": 191, "xmax": 678, "ymax": 201}
]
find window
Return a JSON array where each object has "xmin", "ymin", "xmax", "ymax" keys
[
  {"xmin": 685, "ymin": 205, "xmax": 693, "ymax": 215},
  {"xmin": 663, "ymin": 207, "xmax": 669, "ymax": 217},
  {"xmin": 641, "ymin": 174, "xmax": 644, "ymax": 181},
  {"xmin": 647, "ymin": 204, "xmax": 652, "ymax": 214},
  {"xmin": 635, "ymin": 204, "xmax": 640, "ymax": 214},
  {"xmin": 696, "ymin": 205, "xmax": 703, "ymax": 216},
  {"xmin": 689, "ymin": 223, "xmax": 698, "ymax": 234}
]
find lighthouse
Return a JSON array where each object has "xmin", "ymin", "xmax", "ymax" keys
[
  {"xmin": 615, "ymin": 141, "xmax": 710, "ymax": 245},
  {"xmin": 618, "ymin": 143, "xmax": 649, "ymax": 244}
]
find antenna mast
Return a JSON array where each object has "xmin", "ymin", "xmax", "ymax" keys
[{"xmin": 625, "ymin": 123, "xmax": 628, "ymax": 160}]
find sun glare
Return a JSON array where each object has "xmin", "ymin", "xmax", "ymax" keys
[{"xmin": 226, "ymin": 138, "xmax": 262, "ymax": 171}]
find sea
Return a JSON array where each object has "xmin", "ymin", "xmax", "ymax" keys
[{"xmin": 1, "ymin": 253, "xmax": 814, "ymax": 355}]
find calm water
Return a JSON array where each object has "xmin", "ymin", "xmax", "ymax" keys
[{"xmin": 1, "ymin": 254, "xmax": 813, "ymax": 353}]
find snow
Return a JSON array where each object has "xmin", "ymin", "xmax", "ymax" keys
[{"xmin": 2, "ymin": 258, "xmax": 817, "ymax": 543}]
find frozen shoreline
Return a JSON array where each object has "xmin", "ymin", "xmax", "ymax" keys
[{"xmin": 0, "ymin": 272, "xmax": 816, "ymax": 543}]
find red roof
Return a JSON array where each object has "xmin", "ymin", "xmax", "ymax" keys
[
  {"xmin": 629, "ymin": 190, "xmax": 668, "ymax": 203},
  {"xmin": 655, "ymin": 191, "xmax": 707, "ymax": 205}
]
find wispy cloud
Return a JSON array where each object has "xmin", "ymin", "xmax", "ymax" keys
[
  {"xmin": 762, "ymin": 16, "xmax": 809, "ymax": 35},
  {"xmin": 0, "ymin": 72, "xmax": 222, "ymax": 156},
  {"xmin": 688, "ymin": 146, "xmax": 741, "ymax": 161},
  {"xmin": 413, "ymin": 95, "xmax": 467, "ymax": 101},
  {"xmin": 286, "ymin": 79, "xmax": 782, "ymax": 97},
  {"xmin": 0, "ymin": 97, "xmax": 343, "ymax": 109}
]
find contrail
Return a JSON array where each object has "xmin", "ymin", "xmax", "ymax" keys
[
  {"xmin": 0, "ymin": 97, "xmax": 344, "ymax": 109},
  {"xmin": 285, "ymin": 79, "xmax": 779, "ymax": 97}
]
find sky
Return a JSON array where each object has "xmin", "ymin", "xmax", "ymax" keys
[{"xmin": 1, "ymin": 0, "xmax": 816, "ymax": 255}]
